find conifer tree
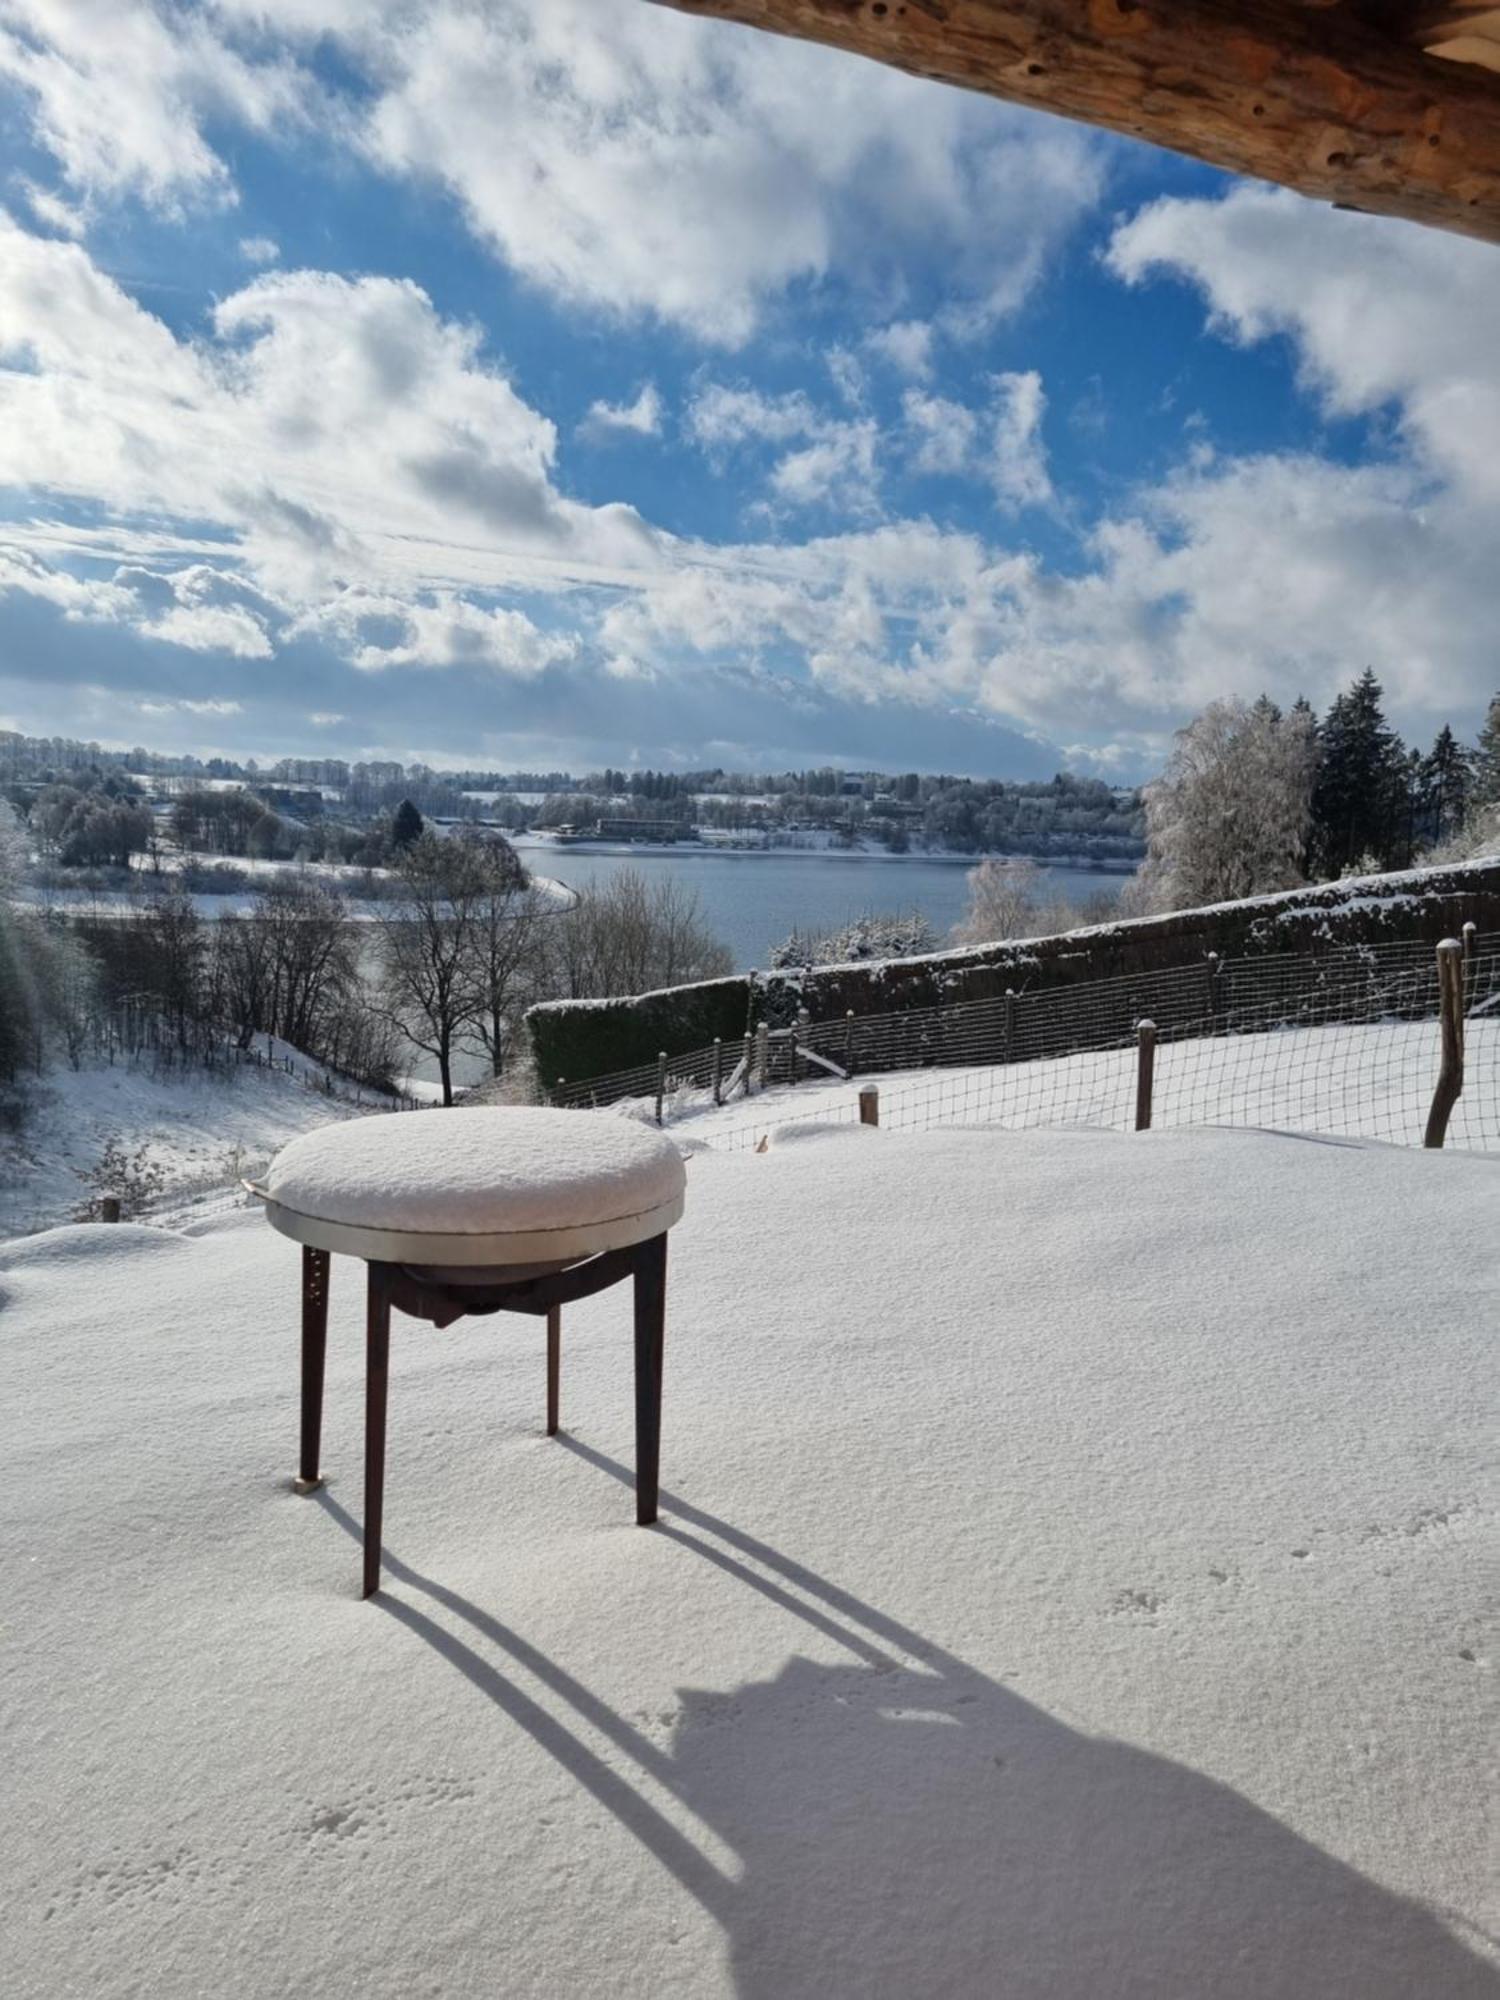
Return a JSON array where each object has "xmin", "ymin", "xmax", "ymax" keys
[
  {"xmin": 1470, "ymin": 693, "xmax": 1500, "ymax": 818},
  {"xmin": 1418, "ymin": 725, "xmax": 1472, "ymax": 847},
  {"xmin": 1308, "ymin": 670, "xmax": 1409, "ymax": 877}
]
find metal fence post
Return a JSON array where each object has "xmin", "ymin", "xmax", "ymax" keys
[
  {"xmin": 755, "ymin": 1021, "xmax": 769, "ymax": 1093},
  {"xmin": 654, "ymin": 1051, "xmax": 668, "ymax": 1127},
  {"xmin": 1004, "ymin": 987, "xmax": 1016, "ymax": 1062},
  {"xmin": 711, "ymin": 1037, "xmax": 723, "ymax": 1106},
  {"xmin": 1135, "ymin": 1019, "xmax": 1157, "ymax": 1132},
  {"xmin": 1206, "ymin": 952, "xmax": 1222, "ymax": 1020},
  {"xmin": 859, "ymin": 1084, "xmax": 880, "ymax": 1127},
  {"xmin": 844, "ymin": 1009, "xmax": 856, "ymax": 1075},
  {"xmin": 1462, "ymin": 920, "xmax": 1477, "ymax": 1009},
  {"xmin": 1424, "ymin": 940, "xmax": 1465, "ymax": 1149}
]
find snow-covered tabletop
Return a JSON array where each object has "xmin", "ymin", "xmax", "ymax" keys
[{"xmin": 256, "ymin": 1107, "xmax": 686, "ymax": 1266}]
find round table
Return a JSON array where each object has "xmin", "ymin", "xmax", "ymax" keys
[{"xmin": 251, "ymin": 1107, "xmax": 686, "ymax": 1596}]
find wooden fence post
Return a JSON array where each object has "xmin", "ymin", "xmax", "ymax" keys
[
  {"xmin": 844, "ymin": 1009, "xmax": 856, "ymax": 1075},
  {"xmin": 740, "ymin": 1031, "xmax": 753, "ymax": 1098},
  {"xmin": 100, "ymin": 1196, "xmax": 121, "ymax": 1224},
  {"xmin": 1424, "ymin": 939, "xmax": 1465, "ymax": 1149},
  {"xmin": 654, "ymin": 1051, "xmax": 668, "ymax": 1127},
  {"xmin": 1462, "ymin": 920, "xmax": 1477, "ymax": 1008},
  {"xmin": 755, "ymin": 1021, "xmax": 769, "ymax": 1093},
  {"xmin": 1004, "ymin": 988, "xmax": 1017, "ymax": 1062},
  {"xmin": 1206, "ymin": 952, "xmax": 1222, "ymax": 1019},
  {"xmin": 859, "ymin": 1084, "xmax": 880, "ymax": 1127},
  {"xmin": 711, "ymin": 1037, "xmax": 724, "ymax": 1106},
  {"xmin": 1135, "ymin": 1019, "xmax": 1157, "ymax": 1132}
]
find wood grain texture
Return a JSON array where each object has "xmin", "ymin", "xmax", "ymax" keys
[{"xmin": 649, "ymin": 0, "xmax": 1500, "ymax": 243}]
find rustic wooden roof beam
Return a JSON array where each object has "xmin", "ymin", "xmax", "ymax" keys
[{"xmin": 648, "ymin": 0, "xmax": 1500, "ymax": 245}]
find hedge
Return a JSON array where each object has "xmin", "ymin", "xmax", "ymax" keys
[{"xmin": 524, "ymin": 856, "xmax": 1500, "ymax": 1087}]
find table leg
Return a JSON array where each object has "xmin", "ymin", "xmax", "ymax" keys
[
  {"xmin": 546, "ymin": 1305, "xmax": 561, "ymax": 1437},
  {"xmin": 296, "ymin": 1247, "xmax": 329, "ymax": 1493},
  {"xmin": 633, "ymin": 1233, "xmax": 667, "ymax": 1526},
  {"xmin": 364, "ymin": 1264, "xmax": 391, "ymax": 1599}
]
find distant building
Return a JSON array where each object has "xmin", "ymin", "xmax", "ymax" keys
[{"xmin": 594, "ymin": 818, "xmax": 695, "ymax": 843}]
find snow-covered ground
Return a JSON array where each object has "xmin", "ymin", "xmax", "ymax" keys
[
  {"xmin": 0, "ymin": 1044, "xmax": 373, "ymax": 1237},
  {"xmin": 661, "ymin": 1016, "xmax": 1500, "ymax": 1155},
  {"xmin": 1, "ymin": 1123, "xmax": 1493, "ymax": 1998}
]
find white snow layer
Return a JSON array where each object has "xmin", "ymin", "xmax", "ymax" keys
[
  {"xmin": 0, "ymin": 1048, "xmax": 365, "ymax": 1237},
  {"xmin": 262, "ymin": 1108, "xmax": 685, "ymax": 1234},
  {"xmin": 1, "ymin": 1124, "xmax": 1495, "ymax": 1999}
]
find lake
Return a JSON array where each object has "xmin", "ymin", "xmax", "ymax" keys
[{"xmin": 510, "ymin": 841, "xmax": 1127, "ymax": 972}]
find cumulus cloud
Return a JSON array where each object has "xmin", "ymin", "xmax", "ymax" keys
[
  {"xmin": 990, "ymin": 370, "xmax": 1052, "ymax": 511},
  {"xmin": 579, "ymin": 383, "xmax": 662, "ymax": 440},
  {"xmin": 5, "ymin": 1, "xmax": 1104, "ymax": 345},
  {"xmin": 689, "ymin": 383, "xmax": 879, "ymax": 514},
  {"xmin": 900, "ymin": 372, "xmax": 1051, "ymax": 510},
  {"xmin": 300, "ymin": 590, "xmax": 578, "ymax": 675},
  {"xmin": 0, "ymin": 212, "xmax": 657, "ymax": 609},
  {"xmin": 239, "ymin": 234, "xmax": 280, "ymax": 265},
  {"xmin": 867, "ymin": 319, "xmax": 935, "ymax": 381},
  {"xmin": 1108, "ymin": 185, "xmax": 1500, "ymax": 505},
  {"xmin": 0, "ymin": 0, "xmax": 310, "ymax": 208}
]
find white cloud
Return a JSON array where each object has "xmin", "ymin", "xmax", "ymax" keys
[
  {"xmin": 239, "ymin": 235, "xmax": 280, "ymax": 265},
  {"xmin": 17, "ymin": 177, "xmax": 85, "ymax": 236},
  {"xmin": 300, "ymin": 590, "xmax": 577, "ymax": 676},
  {"xmin": 4, "ymin": 1, "xmax": 1104, "ymax": 345},
  {"xmin": 689, "ymin": 383, "xmax": 879, "ymax": 513},
  {"xmin": 990, "ymin": 370, "xmax": 1052, "ymax": 511},
  {"xmin": 867, "ymin": 319, "xmax": 934, "ymax": 381},
  {"xmin": 579, "ymin": 382, "xmax": 662, "ymax": 440},
  {"xmin": 1107, "ymin": 186, "xmax": 1500, "ymax": 504},
  {"xmin": 0, "ymin": 0, "xmax": 310, "ymax": 208},
  {"xmin": 903, "ymin": 390, "xmax": 978, "ymax": 476},
  {"xmin": 0, "ymin": 212, "xmax": 658, "ymax": 612},
  {"xmin": 900, "ymin": 372, "xmax": 1051, "ymax": 510}
]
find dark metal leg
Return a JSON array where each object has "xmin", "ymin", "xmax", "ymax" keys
[
  {"xmin": 633, "ymin": 1233, "xmax": 667, "ymax": 1526},
  {"xmin": 296, "ymin": 1247, "xmax": 330, "ymax": 1493},
  {"xmin": 546, "ymin": 1305, "xmax": 561, "ymax": 1437},
  {"xmin": 363, "ymin": 1264, "xmax": 391, "ymax": 1599}
]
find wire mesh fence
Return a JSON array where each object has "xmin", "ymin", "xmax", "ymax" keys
[{"xmin": 569, "ymin": 932, "xmax": 1500, "ymax": 1157}]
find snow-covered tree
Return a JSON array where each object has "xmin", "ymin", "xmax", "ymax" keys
[
  {"xmin": 1469, "ymin": 692, "xmax": 1500, "ymax": 818},
  {"xmin": 770, "ymin": 912, "xmax": 938, "ymax": 968},
  {"xmin": 952, "ymin": 861, "xmax": 1045, "ymax": 945},
  {"xmin": 1135, "ymin": 696, "xmax": 1317, "ymax": 911},
  {"xmin": 1308, "ymin": 671, "xmax": 1409, "ymax": 877}
]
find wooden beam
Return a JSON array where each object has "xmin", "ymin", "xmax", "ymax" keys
[{"xmin": 649, "ymin": 0, "xmax": 1500, "ymax": 245}]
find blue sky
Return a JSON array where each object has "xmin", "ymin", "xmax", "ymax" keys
[{"xmin": 1, "ymin": 2, "xmax": 1497, "ymax": 781}]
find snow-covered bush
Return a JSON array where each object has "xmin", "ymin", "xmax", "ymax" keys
[{"xmin": 770, "ymin": 912, "xmax": 937, "ymax": 968}]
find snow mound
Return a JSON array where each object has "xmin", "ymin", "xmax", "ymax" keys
[
  {"xmin": 262, "ymin": 1106, "xmax": 686, "ymax": 1234},
  {"xmin": 2, "ymin": 1124, "xmax": 1494, "ymax": 1999},
  {"xmin": 0, "ymin": 1221, "xmax": 188, "ymax": 1269}
]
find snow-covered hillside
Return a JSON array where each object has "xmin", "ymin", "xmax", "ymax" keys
[
  {"xmin": 1, "ymin": 1124, "xmax": 1492, "ymax": 1997},
  {"xmin": 0, "ymin": 1046, "xmax": 374, "ymax": 1237}
]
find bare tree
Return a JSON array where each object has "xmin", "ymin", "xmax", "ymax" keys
[
  {"xmin": 953, "ymin": 859, "xmax": 1046, "ymax": 945},
  {"xmin": 465, "ymin": 867, "xmax": 551, "ymax": 1080},
  {"xmin": 1132, "ymin": 697, "xmax": 1318, "ymax": 912},
  {"xmin": 954, "ymin": 858, "xmax": 1119, "ymax": 945},
  {"xmin": 541, "ymin": 868, "xmax": 733, "ymax": 999},
  {"xmin": 374, "ymin": 832, "xmax": 489, "ymax": 1105}
]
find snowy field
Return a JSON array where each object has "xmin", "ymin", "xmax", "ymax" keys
[
  {"xmin": 0, "ymin": 1046, "xmax": 368, "ymax": 1237},
  {"xmin": 666, "ymin": 1015, "xmax": 1500, "ymax": 1155},
  {"xmin": 1, "ymin": 1123, "xmax": 1493, "ymax": 1998}
]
